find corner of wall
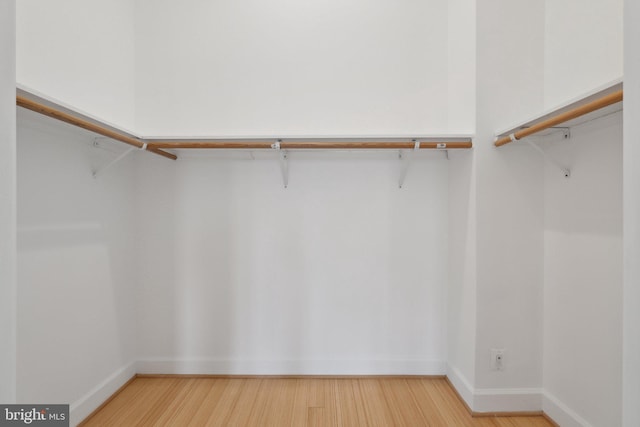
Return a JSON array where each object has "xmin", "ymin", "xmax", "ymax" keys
[
  {"xmin": 447, "ymin": 363, "xmax": 543, "ymax": 414},
  {"xmin": 69, "ymin": 362, "xmax": 137, "ymax": 426},
  {"xmin": 542, "ymin": 391, "xmax": 594, "ymax": 427},
  {"xmin": 446, "ymin": 363, "xmax": 475, "ymax": 410}
]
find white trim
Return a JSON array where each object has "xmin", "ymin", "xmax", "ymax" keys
[
  {"xmin": 473, "ymin": 387, "xmax": 542, "ymax": 413},
  {"xmin": 69, "ymin": 362, "xmax": 136, "ymax": 427},
  {"xmin": 474, "ymin": 387, "xmax": 542, "ymax": 396},
  {"xmin": 543, "ymin": 391, "xmax": 594, "ymax": 427},
  {"xmin": 445, "ymin": 367, "xmax": 593, "ymax": 424},
  {"xmin": 446, "ymin": 364, "xmax": 475, "ymax": 409},
  {"xmin": 446, "ymin": 364, "xmax": 543, "ymax": 414},
  {"xmin": 136, "ymin": 359, "xmax": 446, "ymax": 376}
]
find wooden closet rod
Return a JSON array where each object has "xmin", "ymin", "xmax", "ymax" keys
[
  {"xmin": 146, "ymin": 140, "xmax": 473, "ymax": 150},
  {"xmin": 494, "ymin": 89, "xmax": 623, "ymax": 147},
  {"xmin": 16, "ymin": 96, "xmax": 177, "ymax": 160}
]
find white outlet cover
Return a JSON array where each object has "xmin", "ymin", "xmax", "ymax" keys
[{"xmin": 490, "ymin": 348, "xmax": 506, "ymax": 371}]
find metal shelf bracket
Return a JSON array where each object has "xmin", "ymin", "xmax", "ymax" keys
[
  {"xmin": 93, "ymin": 143, "xmax": 148, "ymax": 179},
  {"xmin": 271, "ymin": 140, "xmax": 289, "ymax": 188},
  {"xmin": 398, "ymin": 140, "xmax": 421, "ymax": 189},
  {"xmin": 524, "ymin": 139, "xmax": 571, "ymax": 178},
  {"xmin": 93, "ymin": 147, "xmax": 134, "ymax": 179}
]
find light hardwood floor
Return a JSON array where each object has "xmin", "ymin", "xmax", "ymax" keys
[{"xmin": 80, "ymin": 377, "xmax": 555, "ymax": 426}]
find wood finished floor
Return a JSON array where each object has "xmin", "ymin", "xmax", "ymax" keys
[{"xmin": 81, "ymin": 377, "xmax": 554, "ymax": 427}]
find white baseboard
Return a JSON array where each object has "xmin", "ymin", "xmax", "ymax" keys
[
  {"xmin": 446, "ymin": 363, "xmax": 542, "ymax": 414},
  {"xmin": 446, "ymin": 364, "xmax": 595, "ymax": 425},
  {"xmin": 473, "ymin": 387, "xmax": 542, "ymax": 413},
  {"xmin": 136, "ymin": 359, "xmax": 446, "ymax": 376},
  {"xmin": 69, "ymin": 361, "xmax": 136, "ymax": 427},
  {"xmin": 446, "ymin": 364, "xmax": 475, "ymax": 409},
  {"xmin": 543, "ymin": 391, "xmax": 593, "ymax": 427}
]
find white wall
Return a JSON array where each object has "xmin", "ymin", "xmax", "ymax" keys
[
  {"xmin": 542, "ymin": 113, "xmax": 622, "ymax": 427},
  {"xmin": 445, "ymin": 0, "xmax": 547, "ymax": 412},
  {"xmin": 469, "ymin": 3, "xmax": 624, "ymax": 419},
  {"xmin": 623, "ymin": 0, "xmax": 640, "ymax": 425},
  {"xmin": 15, "ymin": 0, "xmax": 477, "ymax": 137},
  {"xmin": 0, "ymin": 0, "xmax": 17, "ymax": 404},
  {"xmin": 544, "ymin": 0, "xmax": 623, "ymax": 109},
  {"xmin": 16, "ymin": 0, "xmax": 136, "ymax": 130},
  {"xmin": 474, "ymin": 0, "xmax": 544, "ymax": 407},
  {"xmin": 17, "ymin": 110, "xmax": 137, "ymax": 424},
  {"xmin": 135, "ymin": 150, "xmax": 449, "ymax": 374},
  {"xmin": 446, "ymin": 0, "xmax": 479, "ymax": 384},
  {"xmin": 447, "ymin": 0, "xmax": 476, "ymax": 133},
  {"xmin": 134, "ymin": 0, "xmax": 457, "ymax": 136},
  {"xmin": 447, "ymin": 149, "xmax": 477, "ymax": 403}
]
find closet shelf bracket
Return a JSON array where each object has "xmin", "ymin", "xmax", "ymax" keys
[
  {"xmin": 398, "ymin": 140, "xmax": 421, "ymax": 189},
  {"xmin": 523, "ymin": 139, "xmax": 571, "ymax": 178},
  {"xmin": 271, "ymin": 140, "xmax": 289, "ymax": 188},
  {"xmin": 93, "ymin": 143, "xmax": 147, "ymax": 179},
  {"xmin": 93, "ymin": 147, "xmax": 135, "ymax": 179}
]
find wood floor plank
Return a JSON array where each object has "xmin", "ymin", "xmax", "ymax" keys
[
  {"xmin": 348, "ymin": 379, "xmax": 372, "ymax": 425},
  {"xmin": 247, "ymin": 378, "xmax": 297, "ymax": 426},
  {"xmin": 81, "ymin": 377, "xmax": 556, "ymax": 427},
  {"xmin": 163, "ymin": 379, "xmax": 216, "ymax": 425},
  {"xmin": 332, "ymin": 379, "xmax": 363, "ymax": 426},
  {"xmin": 87, "ymin": 378, "xmax": 179, "ymax": 426},
  {"xmin": 428, "ymin": 378, "xmax": 479, "ymax": 426},
  {"xmin": 152, "ymin": 378, "xmax": 211, "ymax": 426},
  {"xmin": 290, "ymin": 379, "xmax": 312, "ymax": 426},
  {"xmin": 474, "ymin": 418, "xmax": 502, "ymax": 427},
  {"xmin": 307, "ymin": 378, "xmax": 324, "ymax": 408},
  {"xmin": 79, "ymin": 378, "xmax": 150, "ymax": 426},
  {"xmin": 220, "ymin": 378, "xmax": 263, "ymax": 426},
  {"xmin": 322, "ymin": 379, "xmax": 339, "ymax": 427},
  {"xmin": 207, "ymin": 378, "xmax": 255, "ymax": 426},
  {"xmin": 407, "ymin": 378, "xmax": 468, "ymax": 427},
  {"xmin": 307, "ymin": 407, "xmax": 325, "ymax": 427},
  {"xmin": 134, "ymin": 378, "xmax": 185, "ymax": 426},
  {"xmin": 357, "ymin": 378, "xmax": 396, "ymax": 426},
  {"xmin": 380, "ymin": 379, "xmax": 429, "ymax": 426},
  {"xmin": 188, "ymin": 379, "xmax": 240, "ymax": 426}
]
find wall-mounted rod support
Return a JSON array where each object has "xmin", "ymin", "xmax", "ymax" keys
[
  {"xmin": 398, "ymin": 140, "xmax": 420, "ymax": 189},
  {"xmin": 549, "ymin": 127, "xmax": 571, "ymax": 139},
  {"xmin": 16, "ymin": 96, "xmax": 177, "ymax": 160},
  {"xmin": 93, "ymin": 147, "xmax": 136, "ymax": 179},
  {"xmin": 494, "ymin": 90, "xmax": 623, "ymax": 147},
  {"xmin": 146, "ymin": 141, "xmax": 472, "ymax": 150},
  {"xmin": 523, "ymin": 139, "xmax": 570, "ymax": 178},
  {"xmin": 272, "ymin": 140, "xmax": 289, "ymax": 188}
]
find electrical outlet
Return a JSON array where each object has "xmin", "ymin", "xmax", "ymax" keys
[{"xmin": 490, "ymin": 349, "xmax": 505, "ymax": 371}]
